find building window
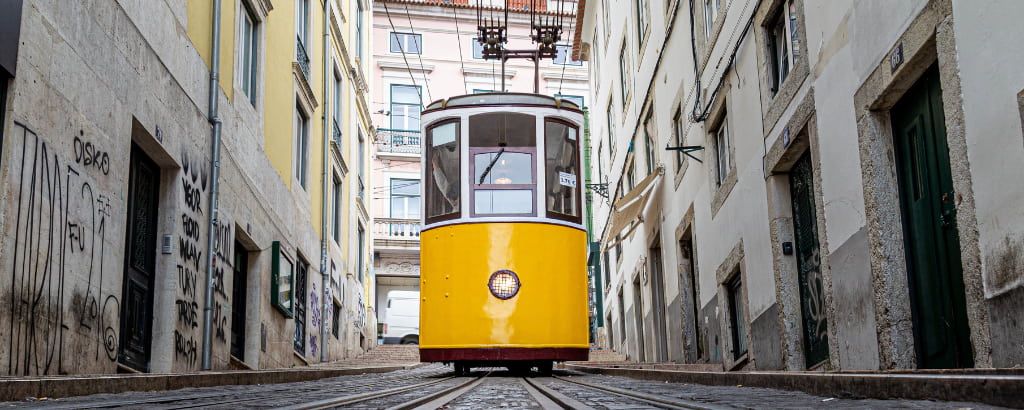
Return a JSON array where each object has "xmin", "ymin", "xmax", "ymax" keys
[
  {"xmin": 356, "ymin": 0, "xmax": 365, "ymax": 60},
  {"xmin": 643, "ymin": 110, "xmax": 655, "ymax": 174},
  {"xmin": 703, "ymin": 0, "xmax": 719, "ymax": 38},
  {"xmin": 727, "ymin": 274, "xmax": 747, "ymax": 359},
  {"xmin": 356, "ymin": 223, "xmax": 365, "ymax": 282},
  {"xmin": 390, "ymin": 84, "xmax": 422, "ymax": 131},
  {"xmin": 472, "ymin": 38, "xmax": 484, "ymax": 59},
  {"xmin": 767, "ymin": 0, "xmax": 796, "ymax": 94},
  {"xmin": 390, "ymin": 179, "xmax": 421, "ymax": 219},
  {"xmin": 712, "ymin": 114, "xmax": 731, "ymax": 186},
  {"xmin": 619, "ymin": 41, "xmax": 630, "ymax": 107},
  {"xmin": 271, "ymin": 242, "xmax": 294, "ymax": 316},
  {"xmin": 296, "ymin": 0, "xmax": 310, "ymax": 45},
  {"xmin": 636, "ymin": 0, "xmax": 649, "ymax": 41},
  {"xmin": 333, "ymin": 67, "xmax": 343, "ymax": 144},
  {"xmin": 332, "ymin": 175, "xmax": 342, "ymax": 243},
  {"xmin": 597, "ymin": 146, "xmax": 605, "ymax": 185},
  {"xmin": 358, "ymin": 131, "xmax": 365, "ymax": 200},
  {"xmin": 294, "ymin": 257, "xmax": 309, "ymax": 353},
  {"xmin": 672, "ymin": 107, "xmax": 684, "ymax": 168},
  {"xmin": 555, "ymin": 94, "xmax": 584, "ymax": 108},
  {"xmin": 294, "ymin": 103, "xmax": 309, "ymax": 189},
  {"xmin": 390, "ymin": 32, "xmax": 422, "ymax": 54},
  {"xmin": 554, "ymin": 44, "xmax": 582, "ymax": 66},
  {"xmin": 332, "ymin": 301, "xmax": 341, "ymax": 338},
  {"xmin": 606, "ymin": 103, "xmax": 615, "ymax": 156},
  {"xmin": 239, "ymin": 3, "xmax": 259, "ymax": 105}
]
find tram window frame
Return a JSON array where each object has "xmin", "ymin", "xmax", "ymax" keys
[
  {"xmin": 424, "ymin": 118, "xmax": 462, "ymax": 224},
  {"xmin": 543, "ymin": 117, "xmax": 582, "ymax": 224},
  {"xmin": 469, "ymin": 146, "xmax": 537, "ymax": 217},
  {"xmin": 468, "ymin": 112, "xmax": 539, "ymax": 218}
]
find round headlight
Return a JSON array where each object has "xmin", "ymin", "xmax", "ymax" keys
[{"xmin": 488, "ymin": 270, "xmax": 520, "ymax": 300}]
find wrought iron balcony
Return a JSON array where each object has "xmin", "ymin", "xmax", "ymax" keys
[
  {"xmin": 373, "ymin": 218, "xmax": 421, "ymax": 243},
  {"xmin": 376, "ymin": 129, "xmax": 421, "ymax": 154},
  {"xmin": 296, "ymin": 35, "xmax": 310, "ymax": 79}
]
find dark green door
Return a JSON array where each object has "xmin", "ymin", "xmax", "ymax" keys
[
  {"xmin": 891, "ymin": 64, "xmax": 973, "ymax": 369},
  {"xmin": 119, "ymin": 145, "xmax": 159, "ymax": 372},
  {"xmin": 789, "ymin": 152, "xmax": 829, "ymax": 368}
]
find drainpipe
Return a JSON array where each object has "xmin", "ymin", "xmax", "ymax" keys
[
  {"xmin": 201, "ymin": 0, "xmax": 223, "ymax": 371},
  {"xmin": 320, "ymin": 0, "xmax": 332, "ymax": 363}
]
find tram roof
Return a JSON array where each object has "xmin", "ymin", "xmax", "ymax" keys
[{"xmin": 423, "ymin": 92, "xmax": 582, "ymax": 113}]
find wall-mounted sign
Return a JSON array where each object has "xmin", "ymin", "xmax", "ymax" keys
[
  {"xmin": 782, "ymin": 127, "xmax": 791, "ymax": 148},
  {"xmin": 890, "ymin": 42, "xmax": 904, "ymax": 73}
]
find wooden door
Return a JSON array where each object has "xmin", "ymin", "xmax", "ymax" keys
[
  {"xmin": 119, "ymin": 145, "xmax": 159, "ymax": 372},
  {"xmin": 649, "ymin": 243, "xmax": 669, "ymax": 362},
  {"xmin": 891, "ymin": 64, "xmax": 973, "ymax": 369},
  {"xmin": 789, "ymin": 152, "xmax": 829, "ymax": 367}
]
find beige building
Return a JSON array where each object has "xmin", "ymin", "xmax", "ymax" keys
[
  {"xmin": 578, "ymin": 0, "xmax": 1024, "ymax": 370},
  {"xmin": 0, "ymin": 0, "xmax": 374, "ymax": 375}
]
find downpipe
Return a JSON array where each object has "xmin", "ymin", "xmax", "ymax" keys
[
  {"xmin": 201, "ymin": 0, "xmax": 223, "ymax": 371},
  {"xmin": 320, "ymin": 0, "xmax": 331, "ymax": 363}
]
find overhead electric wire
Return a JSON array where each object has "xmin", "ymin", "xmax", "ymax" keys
[
  {"xmin": 556, "ymin": 0, "xmax": 576, "ymax": 96},
  {"xmin": 452, "ymin": 4, "xmax": 470, "ymax": 94},
  {"xmin": 382, "ymin": 0, "xmax": 425, "ymax": 106},
  {"xmin": 403, "ymin": 2, "xmax": 435, "ymax": 102}
]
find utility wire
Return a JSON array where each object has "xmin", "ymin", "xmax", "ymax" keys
[
  {"xmin": 556, "ymin": 0, "xmax": 576, "ymax": 95},
  {"xmin": 382, "ymin": 0, "xmax": 425, "ymax": 106},
  {"xmin": 404, "ymin": 2, "xmax": 435, "ymax": 102},
  {"xmin": 452, "ymin": 5, "xmax": 470, "ymax": 95}
]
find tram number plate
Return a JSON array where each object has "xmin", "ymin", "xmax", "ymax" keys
[{"xmin": 559, "ymin": 172, "xmax": 577, "ymax": 188}]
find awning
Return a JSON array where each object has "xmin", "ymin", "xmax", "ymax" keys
[{"xmin": 601, "ymin": 166, "xmax": 664, "ymax": 250}]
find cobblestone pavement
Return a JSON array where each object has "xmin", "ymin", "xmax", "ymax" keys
[{"xmin": 0, "ymin": 365, "xmax": 1007, "ymax": 409}]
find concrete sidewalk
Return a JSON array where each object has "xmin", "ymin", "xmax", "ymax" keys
[
  {"xmin": 566, "ymin": 363, "xmax": 1024, "ymax": 408},
  {"xmin": 0, "ymin": 362, "xmax": 423, "ymax": 402}
]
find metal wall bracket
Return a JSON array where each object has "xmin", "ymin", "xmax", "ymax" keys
[
  {"xmin": 665, "ymin": 145, "xmax": 705, "ymax": 163},
  {"xmin": 586, "ymin": 183, "xmax": 609, "ymax": 199}
]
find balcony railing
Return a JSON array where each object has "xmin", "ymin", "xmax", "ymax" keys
[
  {"xmin": 296, "ymin": 35, "xmax": 310, "ymax": 79},
  {"xmin": 373, "ymin": 218, "xmax": 421, "ymax": 242},
  {"xmin": 376, "ymin": 129, "xmax": 421, "ymax": 154}
]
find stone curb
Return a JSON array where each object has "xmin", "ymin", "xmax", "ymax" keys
[
  {"xmin": 566, "ymin": 364, "xmax": 1024, "ymax": 408},
  {"xmin": 0, "ymin": 363, "xmax": 425, "ymax": 402}
]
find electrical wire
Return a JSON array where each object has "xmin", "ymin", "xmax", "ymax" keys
[
  {"xmin": 382, "ymin": 0, "xmax": 425, "ymax": 106},
  {"xmin": 452, "ymin": 5, "xmax": 470, "ymax": 94},
  {"xmin": 403, "ymin": 2, "xmax": 435, "ymax": 102},
  {"xmin": 556, "ymin": 0, "xmax": 577, "ymax": 95}
]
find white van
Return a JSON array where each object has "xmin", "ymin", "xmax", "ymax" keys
[{"xmin": 382, "ymin": 290, "xmax": 420, "ymax": 344}]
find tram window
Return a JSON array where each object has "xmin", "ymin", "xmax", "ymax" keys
[
  {"xmin": 425, "ymin": 120, "xmax": 461, "ymax": 223},
  {"xmin": 469, "ymin": 113, "xmax": 536, "ymax": 147},
  {"xmin": 544, "ymin": 119, "xmax": 581, "ymax": 223},
  {"xmin": 474, "ymin": 190, "xmax": 534, "ymax": 214},
  {"xmin": 469, "ymin": 112, "xmax": 537, "ymax": 216}
]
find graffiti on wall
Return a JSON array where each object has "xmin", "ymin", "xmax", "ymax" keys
[
  {"xmin": 6, "ymin": 123, "xmax": 120, "ymax": 375},
  {"xmin": 174, "ymin": 150, "xmax": 207, "ymax": 368}
]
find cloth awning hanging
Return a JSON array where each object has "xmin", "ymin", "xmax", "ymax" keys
[{"xmin": 601, "ymin": 166, "xmax": 664, "ymax": 250}]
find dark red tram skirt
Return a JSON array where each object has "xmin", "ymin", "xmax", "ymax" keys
[{"xmin": 420, "ymin": 347, "xmax": 589, "ymax": 362}]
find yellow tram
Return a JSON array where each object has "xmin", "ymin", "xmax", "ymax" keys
[{"xmin": 418, "ymin": 93, "xmax": 589, "ymax": 375}]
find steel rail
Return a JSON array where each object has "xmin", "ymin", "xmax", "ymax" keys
[
  {"xmin": 521, "ymin": 377, "xmax": 592, "ymax": 409},
  {"xmin": 551, "ymin": 375, "xmax": 736, "ymax": 410},
  {"xmin": 282, "ymin": 374, "xmax": 469, "ymax": 410},
  {"xmin": 387, "ymin": 371, "xmax": 492, "ymax": 410}
]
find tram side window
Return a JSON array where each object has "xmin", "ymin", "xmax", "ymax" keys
[
  {"xmin": 469, "ymin": 113, "xmax": 537, "ymax": 216},
  {"xmin": 425, "ymin": 120, "xmax": 461, "ymax": 223},
  {"xmin": 545, "ymin": 119, "xmax": 581, "ymax": 223}
]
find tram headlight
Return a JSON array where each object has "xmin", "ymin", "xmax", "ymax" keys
[{"xmin": 488, "ymin": 270, "xmax": 520, "ymax": 300}]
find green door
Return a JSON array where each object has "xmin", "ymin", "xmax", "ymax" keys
[
  {"xmin": 789, "ymin": 152, "xmax": 829, "ymax": 368},
  {"xmin": 890, "ymin": 64, "xmax": 973, "ymax": 369}
]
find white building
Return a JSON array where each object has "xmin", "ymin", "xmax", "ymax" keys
[{"xmin": 577, "ymin": 0, "xmax": 1024, "ymax": 370}]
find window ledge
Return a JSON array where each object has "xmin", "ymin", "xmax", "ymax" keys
[{"xmin": 710, "ymin": 168, "xmax": 738, "ymax": 218}]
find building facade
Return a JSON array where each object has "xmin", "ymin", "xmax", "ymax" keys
[
  {"xmin": 579, "ymin": 0, "xmax": 1024, "ymax": 370},
  {"xmin": 369, "ymin": 0, "xmax": 589, "ymax": 330},
  {"xmin": 0, "ymin": 0, "xmax": 374, "ymax": 375}
]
